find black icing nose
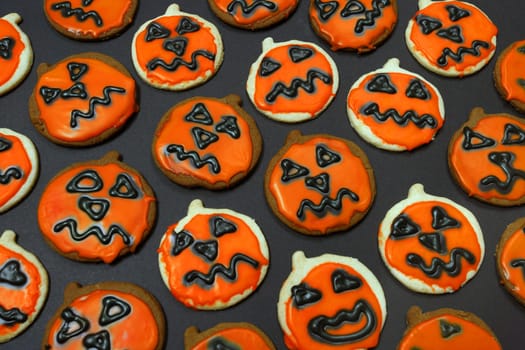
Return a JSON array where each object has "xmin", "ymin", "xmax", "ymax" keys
[
  {"xmin": 305, "ymin": 173, "xmax": 330, "ymax": 194},
  {"xmin": 78, "ymin": 196, "xmax": 110, "ymax": 221},
  {"xmin": 83, "ymin": 330, "xmax": 110, "ymax": 350},
  {"xmin": 192, "ymin": 240, "xmax": 219, "ymax": 261},
  {"xmin": 163, "ymin": 37, "xmax": 187, "ymax": 56}
]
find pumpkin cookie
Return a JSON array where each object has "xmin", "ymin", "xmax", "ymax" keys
[
  {"xmin": 246, "ymin": 37, "xmax": 339, "ymax": 123},
  {"xmin": 42, "ymin": 281, "xmax": 165, "ymax": 350},
  {"xmin": 378, "ymin": 183, "xmax": 484, "ymax": 294},
  {"xmin": 347, "ymin": 58, "xmax": 445, "ymax": 151},
  {"xmin": 277, "ymin": 251, "xmax": 387, "ymax": 350},
  {"xmin": 29, "ymin": 52, "xmax": 138, "ymax": 147},
  {"xmin": 0, "ymin": 13, "xmax": 33, "ymax": 96},
  {"xmin": 0, "ymin": 230, "xmax": 48, "ymax": 343},
  {"xmin": 131, "ymin": 4, "xmax": 224, "ymax": 91},
  {"xmin": 152, "ymin": 95, "xmax": 262, "ymax": 190},
  {"xmin": 43, "ymin": 0, "xmax": 138, "ymax": 40},
  {"xmin": 0, "ymin": 129, "xmax": 39, "ymax": 213},
  {"xmin": 37, "ymin": 151, "xmax": 156, "ymax": 264},
  {"xmin": 309, "ymin": 0, "xmax": 398, "ymax": 52},
  {"xmin": 158, "ymin": 199, "xmax": 269, "ymax": 310},
  {"xmin": 494, "ymin": 39, "xmax": 525, "ymax": 113},
  {"xmin": 405, "ymin": 0, "xmax": 497, "ymax": 77}
]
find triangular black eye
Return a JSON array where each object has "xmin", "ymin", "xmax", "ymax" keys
[
  {"xmin": 99, "ymin": 296, "xmax": 131, "ymax": 326},
  {"xmin": 67, "ymin": 62, "xmax": 88, "ymax": 81},
  {"xmin": 418, "ymin": 232, "xmax": 447, "ymax": 254},
  {"xmin": 177, "ymin": 17, "xmax": 200, "ymax": 35},
  {"xmin": 215, "ymin": 116, "xmax": 240, "ymax": 139},
  {"xmin": 406, "ymin": 79, "xmax": 430, "ymax": 100},
  {"xmin": 437, "ymin": 25, "xmax": 463, "ymax": 43},
  {"xmin": 289, "ymin": 47, "xmax": 313, "ymax": 63},
  {"xmin": 259, "ymin": 58, "xmax": 281, "ymax": 77},
  {"xmin": 66, "ymin": 170, "xmax": 103, "ymax": 193},
  {"xmin": 40, "ymin": 86, "xmax": 62, "ymax": 104},
  {"xmin": 0, "ymin": 37, "xmax": 14, "ymax": 59},
  {"xmin": 462, "ymin": 127, "xmax": 496, "ymax": 150},
  {"xmin": 518, "ymin": 45, "xmax": 525, "ymax": 54},
  {"xmin": 446, "ymin": 5, "xmax": 470, "ymax": 21},
  {"xmin": 316, "ymin": 145, "xmax": 341, "ymax": 167},
  {"xmin": 366, "ymin": 74, "xmax": 397, "ymax": 94},
  {"xmin": 56, "ymin": 308, "xmax": 90, "ymax": 344},
  {"xmin": 0, "ymin": 260, "xmax": 27, "ymax": 286},
  {"xmin": 0, "ymin": 137, "xmax": 12, "ymax": 152},
  {"xmin": 314, "ymin": 0, "xmax": 339, "ymax": 20},
  {"xmin": 208, "ymin": 338, "xmax": 238, "ymax": 350},
  {"xmin": 191, "ymin": 127, "xmax": 219, "ymax": 150},
  {"xmin": 109, "ymin": 174, "xmax": 139, "ymax": 199},
  {"xmin": 211, "ymin": 216, "xmax": 237, "ymax": 237},
  {"xmin": 185, "ymin": 103, "xmax": 213, "ymax": 125},
  {"xmin": 416, "ymin": 15, "xmax": 442, "ymax": 35},
  {"xmin": 163, "ymin": 37, "xmax": 187, "ymax": 56},
  {"xmin": 291, "ymin": 283, "xmax": 322, "ymax": 308},
  {"xmin": 440, "ymin": 319, "xmax": 462, "ymax": 338},
  {"xmin": 390, "ymin": 214, "xmax": 420, "ymax": 239},
  {"xmin": 331, "ymin": 269, "xmax": 362, "ymax": 293},
  {"xmin": 145, "ymin": 21, "xmax": 171, "ymax": 42},
  {"xmin": 171, "ymin": 230, "xmax": 194, "ymax": 256},
  {"xmin": 432, "ymin": 206, "xmax": 460, "ymax": 230},
  {"xmin": 341, "ymin": 0, "xmax": 365, "ymax": 17},
  {"xmin": 502, "ymin": 123, "xmax": 525, "ymax": 145},
  {"xmin": 83, "ymin": 331, "xmax": 110, "ymax": 350},
  {"xmin": 280, "ymin": 159, "xmax": 309, "ymax": 182},
  {"xmin": 61, "ymin": 82, "xmax": 88, "ymax": 100},
  {"xmin": 192, "ymin": 240, "xmax": 218, "ymax": 261}
]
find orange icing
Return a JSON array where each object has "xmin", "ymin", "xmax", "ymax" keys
[
  {"xmin": 449, "ymin": 114, "xmax": 525, "ymax": 202},
  {"xmin": 284, "ymin": 262, "xmax": 383, "ymax": 350},
  {"xmin": 268, "ymin": 136, "xmax": 373, "ymax": 234},
  {"xmin": 38, "ymin": 162, "xmax": 155, "ymax": 264},
  {"xmin": 213, "ymin": 0, "xmax": 298, "ymax": 25},
  {"xmin": 46, "ymin": 289, "xmax": 159, "ymax": 349},
  {"xmin": 398, "ymin": 314, "xmax": 501, "ymax": 350},
  {"xmin": 499, "ymin": 225, "xmax": 525, "ymax": 301},
  {"xmin": 309, "ymin": 0, "xmax": 397, "ymax": 51},
  {"xmin": 153, "ymin": 98, "xmax": 254, "ymax": 185},
  {"xmin": 384, "ymin": 201, "xmax": 482, "ymax": 291},
  {"xmin": 158, "ymin": 212, "xmax": 268, "ymax": 308},
  {"xmin": 44, "ymin": 0, "xmax": 133, "ymax": 38},
  {"xmin": 498, "ymin": 40, "xmax": 525, "ymax": 103},
  {"xmin": 253, "ymin": 43, "xmax": 335, "ymax": 116},
  {"xmin": 191, "ymin": 327, "xmax": 273, "ymax": 350},
  {"xmin": 0, "ymin": 133, "xmax": 32, "ymax": 208},
  {"xmin": 347, "ymin": 72, "xmax": 443, "ymax": 150},
  {"xmin": 0, "ymin": 18, "xmax": 24, "ymax": 86}
]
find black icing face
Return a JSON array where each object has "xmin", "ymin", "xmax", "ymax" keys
[
  {"xmin": 50, "ymin": 0, "xmax": 103, "ymax": 28},
  {"xmin": 0, "ymin": 260, "xmax": 29, "ymax": 326},
  {"xmin": 0, "ymin": 37, "xmax": 14, "ymax": 60}
]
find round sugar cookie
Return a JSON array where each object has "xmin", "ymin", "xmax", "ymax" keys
[
  {"xmin": 347, "ymin": 58, "xmax": 445, "ymax": 151},
  {"xmin": 494, "ymin": 39, "xmax": 525, "ymax": 113}
]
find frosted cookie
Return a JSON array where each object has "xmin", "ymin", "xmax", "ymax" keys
[
  {"xmin": 347, "ymin": 58, "xmax": 445, "ymax": 151},
  {"xmin": 29, "ymin": 52, "xmax": 138, "ymax": 147},
  {"xmin": 42, "ymin": 281, "xmax": 165, "ymax": 350},
  {"xmin": 277, "ymin": 251, "xmax": 387, "ymax": 350},
  {"xmin": 131, "ymin": 4, "xmax": 223, "ymax": 91},
  {"xmin": 0, "ymin": 13, "xmax": 33, "ymax": 96},
  {"xmin": 448, "ymin": 108, "xmax": 525, "ymax": 206},
  {"xmin": 494, "ymin": 39, "xmax": 525, "ymax": 113},
  {"xmin": 0, "ymin": 129, "xmax": 39, "ymax": 213},
  {"xmin": 309, "ymin": 0, "xmax": 398, "ymax": 52},
  {"xmin": 184, "ymin": 323, "xmax": 276, "ymax": 350},
  {"xmin": 398, "ymin": 306, "xmax": 502, "ymax": 350},
  {"xmin": 43, "ymin": 0, "xmax": 138, "ymax": 40},
  {"xmin": 378, "ymin": 183, "xmax": 484, "ymax": 294},
  {"xmin": 38, "ymin": 151, "xmax": 156, "ymax": 264},
  {"xmin": 0, "ymin": 230, "xmax": 48, "ymax": 343},
  {"xmin": 208, "ymin": 0, "xmax": 299, "ymax": 30},
  {"xmin": 265, "ymin": 130, "xmax": 375, "ymax": 235},
  {"xmin": 405, "ymin": 0, "xmax": 497, "ymax": 77},
  {"xmin": 152, "ymin": 95, "xmax": 262, "ymax": 190},
  {"xmin": 246, "ymin": 37, "xmax": 338, "ymax": 123},
  {"xmin": 158, "ymin": 199, "xmax": 269, "ymax": 310}
]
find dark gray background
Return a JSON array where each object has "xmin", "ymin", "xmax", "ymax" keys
[{"xmin": 1, "ymin": 0, "xmax": 524, "ymax": 348}]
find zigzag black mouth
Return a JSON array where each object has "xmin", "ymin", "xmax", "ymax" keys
[
  {"xmin": 147, "ymin": 50, "xmax": 216, "ymax": 72},
  {"xmin": 265, "ymin": 69, "xmax": 332, "ymax": 103},
  {"xmin": 166, "ymin": 144, "xmax": 221, "ymax": 174},
  {"xmin": 51, "ymin": 1, "xmax": 103, "ymax": 27},
  {"xmin": 70, "ymin": 86, "xmax": 126, "ymax": 128},
  {"xmin": 406, "ymin": 247, "xmax": 476, "ymax": 279},
  {"xmin": 183, "ymin": 253, "xmax": 259, "ymax": 286},
  {"xmin": 53, "ymin": 219, "xmax": 133, "ymax": 246},
  {"xmin": 296, "ymin": 188, "xmax": 359, "ymax": 220},
  {"xmin": 227, "ymin": 0, "xmax": 277, "ymax": 15},
  {"xmin": 0, "ymin": 167, "xmax": 23, "ymax": 185},
  {"xmin": 0, "ymin": 305, "xmax": 27, "ymax": 326},
  {"xmin": 362, "ymin": 102, "xmax": 437, "ymax": 129},
  {"xmin": 437, "ymin": 40, "xmax": 490, "ymax": 66}
]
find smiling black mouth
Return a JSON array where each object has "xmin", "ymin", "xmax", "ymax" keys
[{"xmin": 296, "ymin": 188, "xmax": 359, "ymax": 220}]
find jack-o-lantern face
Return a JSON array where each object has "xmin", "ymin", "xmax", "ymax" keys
[
  {"xmin": 347, "ymin": 58, "xmax": 445, "ymax": 151},
  {"xmin": 43, "ymin": 282, "xmax": 165, "ymax": 350},
  {"xmin": 265, "ymin": 131, "xmax": 375, "ymax": 235},
  {"xmin": 38, "ymin": 152, "xmax": 156, "ymax": 264},
  {"xmin": 378, "ymin": 184, "xmax": 484, "ymax": 294},
  {"xmin": 406, "ymin": 0, "xmax": 497, "ymax": 77},
  {"xmin": 449, "ymin": 108, "xmax": 525, "ymax": 206},
  {"xmin": 0, "ymin": 129, "xmax": 38, "ymax": 213},
  {"xmin": 0, "ymin": 230, "xmax": 48, "ymax": 343},
  {"xmin": 158, "ymin": 199, "xmax": 269, "ymax": 310},
  {"xmin": 30, "ymin": 53, "xmax": 137, "ymax": 146},
  {"xmin": 152, "ymin": 95, "xmax": 262, "ymax": 189},
  {"xmin": 494, "ymin": 40, "xmax": 525, "ymax": 113},
  {"xmin": 277, "ymin": 251, "xmax": 386, "ymax": 350},
  {"xmin": 132, "ymin": 4, "xmax": 223, "ymax": 91},
  {"xmin": 247, "ymin": 37, "xmax": 339, "ymax": 122},
  {"xmin": 309, "ymin": 0, "xmax": 398, "ymax": 52}
]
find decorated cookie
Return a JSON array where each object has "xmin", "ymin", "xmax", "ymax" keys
[
  {"xmin": 347, "ymin": 58, "xmax": 445, "ymax": 151},
  {"xmin": 448, "ymin": 108, "xmax": 525, "ymax": 206},
  {"xmin": 265, "ymin": 130, "xmax": 375, "ymax": 235},
  {"xmin": 131, "ymin": 4, "xmax": 224, "ymax": 91},
  {"xmin": 0, "ymin": 13, "xmax": 33, "ymax": 96},
  {"xmin": 494, "ymin": 39, "xmax": 525, "ymax": 113},
  {"xmin": 184, "ymin": 322, "xmax": 276, "ymax": 350},
  {"xmin": 29, "ymin": 52, "xmax": 138, "ymax": 147},
  {"xmin": 208, "ymin": 0, "xmax": 299, "ymax": 30},
  {"xmin": 378, "ymin": 183, "xmax": 484, "ymax": 294},
  {"xmin": 405, "ymin": 0, "xmax": 497, "ymax": 77},
  {"xmin": 152, "ymin": 95, "xmax": 262, "ymax": 190},
  {"xmin": 37, "ymin": 151, "xmax": 156, "ymax": 264},
  {"xmin": 158, "ymin": 199, "xmax": 269, "ymax": 310},
  {"xmin": 0, "ymin": 230, "xmax": 48, "ymax": 343},
  {"xmin": 0, "ymin": 129, "xmax": 39, "ymax": 213},
  {"xmin": 398, "ymin": 306, "xmax": 502, "ymax": 350},
  {"xmin": 42, "ymin": 281, "xmax": 165, "ymax": 350},
  {"xmin": 246, "ymin": 37, "xmax": 339, "ymax": 123},
  {"xmin": 277, "ymin": 251, "xmax": 387, "ymax": 350},
  {"xmin": 309, "ymin": 0, "xmax": 398, "ymax": 52},
  {"xmin": 43, "ymin": 0, "xmax": 138, "ymax": 40}
]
